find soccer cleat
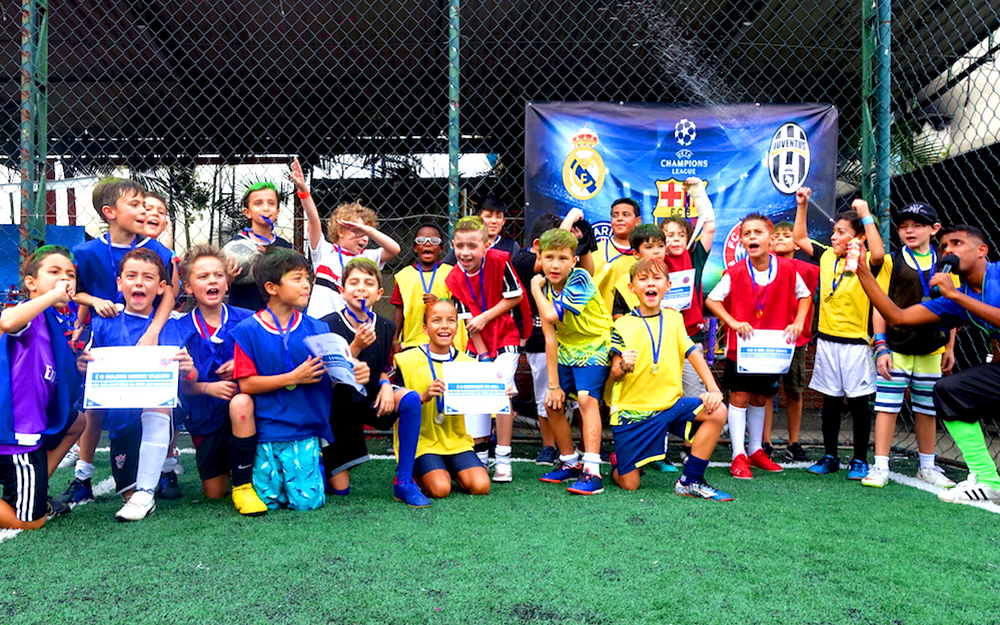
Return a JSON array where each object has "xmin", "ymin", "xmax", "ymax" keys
[
  {"xmin": 749, "ymin": 449, "xmax": 784, "ymax": 473},
  {"xmin": 492, "ymin": 462, "xmax": 513, "ymax": 483},
  {"xmin": 535, "ymin": 446, "xmax": 558, "ymax": 466},
  {"xmin": 937, "ymin": 474, "xmax": 1000, "ymax": 504},
  {"xmin": 861, "ymin": 465, "xmax": 890, "ymax": 488},
  {"xmin": 784, "ymin": 442, "xmax": 810, "ymax": 462},
  {"xmin": 539, "ymin": 461, "xmax": 582, "ymax": 483},
  {"xmin": 807, "ymin": 454, "xmax": 840, "ymax": 475},
  {"xmin": 674, "ymin": 479, "xmax": 733, "ymax": 502},
  {"xmin": 566, "ymin": 469, "xmax": 604, "ymax": 495},
  {"xmin": 761, "ymin": 442, "xmax": 774, "ymax": 457},
  {"xmin": 46, "ymin": 496, "xmax": 71, "ymax": 520},
  {"xmin": 54, "ymin": 477, "xmax": 93, "ymax": 506},
  {"xmin": 155, "ymin": 471, "xmax": 183, "ymax": 500},
  {"xmin": 393, "ymin": 477, "xmax": 431, "ymax": 508},
  {"xmin": 115, "ymin": 489, "xmax": 156, "ymax": 522},
  {"xmin": 57, "ymin": 444, "xmax": 80, "ymax": 470},
  {"xmin": 846, "ymin": 459, "xmax": 869, "ymax": 481},
  {"xmin": 730, "ymin": 453, "xmax": 753, "ymax": 480},
  {"xmin": 917, "ymin": 466, "xmax": 956, "ymax": 489},
  {"xmin": 651, "ymin": 460, "xmax": 679, "ymax": 473},
  {"xmin": 231, "ymin": 483, "xmax": 268, "ymax": 516}
]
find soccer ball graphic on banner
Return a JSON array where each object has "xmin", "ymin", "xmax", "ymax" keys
[{"xmin": 674, "ymin": 119, "xmax": 697, "ymax": 147}]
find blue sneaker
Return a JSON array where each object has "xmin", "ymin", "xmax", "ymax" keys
[
  {"xmin": 846, "ymin": 459, "xmax": 869, "ymax": 481},
  {"xmin": 155, "ymin": 471, "xmax": 182, "ymax": 500},
  {"xmin": 566, "ymin": 469, "xmax": 604, "ymax": 495},
  {"xmin": 807, "ymin": 455, "xmax": 840, "ymax": 475},
  {"xmin": 54, "ymin": 477, "xmax": 93, "ymax": 506},
  {"xmin": 651, "ymin": 460, "xmax": 679, "ymax": 473},
  {"xmin": 393, "ymin": 477, "xmax": 431, "ymax": 508},
  {"xmin": 539, "ymin": 461, "xmax": 581, "ymax": 483},
  {"xmin": 674, "ymin": 479, "xmax": 734, "ymax": 501},
  {"xmin": 535, "ymin": 446, "xmax": 558, "ymax": 466}
]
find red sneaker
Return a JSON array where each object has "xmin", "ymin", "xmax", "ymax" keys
[
  {"xmin": 731, "ymin": 453, "xmax": 753, "ymax": 479},
  {"xmin": 749, "ymin": 448, "xmax": 784, "ymax": 472}
]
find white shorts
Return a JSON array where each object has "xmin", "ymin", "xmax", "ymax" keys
[
  {"xmin": 525, "ymin": 351, "xmax": 549, "ymax": 416},
  {"xmin": 464, "ymin": 350, "xmax": 519, "ymax": 438},
  {"xmin": 808, "ymin": 338, "xmax": 876, "ymax": 399}
]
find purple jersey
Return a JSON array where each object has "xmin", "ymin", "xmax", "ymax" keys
[{"xmin": 0, "ymin": 320, "xmax": 57, "ymax": 455}]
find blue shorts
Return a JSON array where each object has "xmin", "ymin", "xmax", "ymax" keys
[
  {"xmin": 611, "ymin": 397, "xmax": 703, "ymax": 475},
  {"xmin": 253, "ymin": 438, "xmax": 325, "ymax": 511},
  {"xmin": 414, "ymin": 450, "xmax": 483, "ymax": 479},
  {"xmin": 558, "ymin": 364, "xmax": 609, "ymax": 399}
]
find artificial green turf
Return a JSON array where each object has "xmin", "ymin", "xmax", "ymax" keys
[{"xmin": 2, "ymin": 440, "xmax": 998, "ymax": 625}]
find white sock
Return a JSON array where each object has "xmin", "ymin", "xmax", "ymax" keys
[
  {"xmin": 918, "ymin": 452, "xmax": 936, "ymax": 470},
  {"xmin": 747, "ymin": 405, "xmax": 766, "ymax": 455},
  {"xmin": 728, "ymin": 404, "xmax": 747, "ymax": 458},
  {"xmin": 75, "ymin": 460, "xmax": 94, "ymax": 481},
  {"xmin": 874, "ymin": 455, "xmax": 890, "ymax": 471},
  {"xmin": 494, "ymin": 445, "xmax": 512, "ymax": 466},
  {"xmin": 476, "ymin": 450, "xmax": 489, "ymax": 467},
  {"xmin": 582, "ymin": 452, "xmax": 602, "ymax": 475},
  {"xmin": 136, "ymin": 411, "xmax": 172, "ymax": 493},
  {"xmin": 161, "ymin": 455, "xmax": 178, "ymax": 474},
  {"xmin": 559, "ymin": 452, "xmax": 580, "ymax": 468}
]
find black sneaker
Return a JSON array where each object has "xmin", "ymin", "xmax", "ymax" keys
[
  {"xmin": 54, "ymin": 477, "xmax": 93, "ymax": 506},
  {"xmin": 155, "ymin": 471, "xmax": 182, "ymax": 500},
  {"xmin": 46, "ymin": 496, "xmax": 71, "ymax": 520},
  {"xmin": 535, "ymin": 446, "xmax": 557, "ymax": 466},
  {"xmin": 784, "ymin": 442, "xmax": 809, "ymax": 462},
  {"xmin": 761, "ymin": 442, "xmax": 774, "ymax": 457}
]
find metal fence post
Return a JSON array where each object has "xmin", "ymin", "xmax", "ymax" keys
[
  {"xmin": 447, "ymin": 0, "xmax": 461, "ymax": 236},
  {"xmin": 875, "ymin": 0, "xmax": 892, "ymax": 241}
]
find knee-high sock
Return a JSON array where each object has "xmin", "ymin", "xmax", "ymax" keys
[
  {"xmin": 847, "ymin": 394, "xmax": 873, "ymax": 461},
  {"xmin": 136, "ymin": 411, "xmax": 171, "ymax": 492},
  {"xmin": 395, "ymin": 391, "xmax": 421, "ymax": 481},
  {"xmin": 821, "ymin": 394, "xmax": 843, "ymax": 456},
  {"xmin": 228, "ymin": 433, "xmax": 258, "ymax": 487},
  {"xmin": 728, "ymin": 404, "xmax": 747, "ymax": 459},
  {"xmin": 747, "ymin": 405, "xmax": 766, "ymax": 455},
  {"xmin": 944, "ymin": 420, "xmax": 1000, "ymax": 488}
]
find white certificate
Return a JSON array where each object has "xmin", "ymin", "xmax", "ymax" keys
[
  {"xmin": 303, "ymin": 333, "xmax": 366, "ymax": 396},
  {"xmin": 662, "ymin": 268, "xmax": 696, "ymax": 311},
  {"xmin": 736, "ymin": 329, "xmax": 795, "ymax": 374},
  {"xmin": 84, "ymin": 346, "xmax": 180, "ymax": 409},
  {"xmin": 443, "ymin": 361, "xmax": 510, "ymax": 415}
]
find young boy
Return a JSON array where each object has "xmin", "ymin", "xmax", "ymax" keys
[
  {"xmin": 594, "ymin": 198, "xmax": 642, "ymax": 311},
  {"xmin": 608, "ymin": 258, "xmax": 732, "ymax": 500},
  {"xmin": 442, "ymin": 196, "xmax": 520, "ymax": 265},
  {"xmin": 390, "ymin": 222, "xmax": 465, "ymax": 351},
  {"xmin": 321, "ymin": 258, "xmax": 430, "ymax": 508},
  {"xmin": 394, "ymin": 298, "xmax": 491, "ymax": 498},
  {"xmin": 445, "ymin": 216, "xmax": 530, "ymax": 480},
  {"xmin": 531, "ymin": 228, "xmax": 611, "ymax": 495},
  {"xmin": 226, "ymin": 181, "xmax": 293, "ymax": 312},
  {"xmin": 610, "ymin": 224, "xmax": 668, "ymax": 319},
  {"xmin": 0, "ymin": 247, "xmax": 81, "ymax": 529},
  {"xmin": 160, "ymin": 245, "xmax": 266, "ymax": 515},
  {"xmin": 144, "ymin": 192, "xmax": 171, "ymax": 248},
  {"xmin": 863, "ymin": 203, "xmax": 956, "ymax": 489},
  {"xmin": 792, "ymin": 187, "xmax": 887, "ymax": 479},
  {"xmin": 231, "ymin": 247, "xmax": 368, "ymax": 512},
  {"xmin": 705, "ymin": 213, "xmax": 811, "ymax": 479},
  {"xmin": 77, "ymin": 248, "xmax": 193, "ymax": 521},
  {"xmin": 768, "ymin": 221, "xmax": 820, "ymax": 461}
]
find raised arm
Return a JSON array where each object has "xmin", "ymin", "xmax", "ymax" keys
[
  {"xmin": 792, "ymin": 186, "xmax": 815, "ymax": 258},
  {"xmin": 684, "ymin": 178, "xmax": 716, "ymax": 252},
  {"xmin": 291, "ymin": 156, "xmax": 325, "ymax": 252},
  {"xmin": 853, "ymin": 199, "xmax": 885, "ymax": 266}
]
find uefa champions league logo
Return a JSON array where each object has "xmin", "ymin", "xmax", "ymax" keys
[{"xmin": 674, "ymin": 119, "xmax": 697, "ymax": 147}]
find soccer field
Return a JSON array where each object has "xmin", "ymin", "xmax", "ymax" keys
[{"xmin": 2, "ymin": 438, "xmax": 998, "ymax": 625}]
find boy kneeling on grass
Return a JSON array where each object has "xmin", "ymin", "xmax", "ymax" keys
[{"xmin": 608, "ymin": 258, "xmax": 732, "ymax": 501}]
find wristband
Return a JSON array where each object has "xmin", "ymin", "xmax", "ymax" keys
[
  {"xmin": 547, "ymin": 385, "xmax": 561, "ymax": 391},
  {"xmin": 296, "ymin": 190, "xmax": 311, "ymax": 199},
  {"xmin": 861, "ymin": 215, "xmax": 875, "ymax": 226},
  {"xmin": 876, "ymin": 347, "xmax": 891, "ymax": 358},
  {"xmin": 379, "ymin": 379, "xmax": 391, "ymax": 387},
  {"xmin": 873, "ymin": 333, "xmax": 886, "ymax": 343}
]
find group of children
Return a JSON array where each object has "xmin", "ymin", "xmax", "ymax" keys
[{"xmin": 3, "ymin": 163, "xmax": 998, "ymax": 531}]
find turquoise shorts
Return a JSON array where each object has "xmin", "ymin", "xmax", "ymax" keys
[{"xmin": 253, "ymin": 437, "xmax": 325, "ymax": 511}]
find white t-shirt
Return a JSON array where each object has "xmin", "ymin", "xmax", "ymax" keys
[
  {"xmin": 708, "ymin": 260, "xmax": 810, "ymax": 302},
  {"xmin": 307, "ymin": 239, "xmax": 384, "ymax": 319}
]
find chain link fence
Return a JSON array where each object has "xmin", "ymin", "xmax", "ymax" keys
[{"xmin": 5, "ymin": 1, "xmax": 1000, "ymax": 465}]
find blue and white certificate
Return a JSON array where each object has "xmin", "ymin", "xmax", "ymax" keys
[
  {"xmin": 443, "ymin": 361, "xmax": 510, "ymax": 415},
  {"xmin": 662, "ymin": 268, "xmax": 696, "ymax": 311},
  {"xmin": 304, "ymin": 333, "xmax": 366, "ymax": 396},
  {"xmin": 736, "ymin": 329, "xmax": 795, "ymax": 374},
  {"xmin": 84, "ymin": 346, "xmax": 180, "ymax": 409}
]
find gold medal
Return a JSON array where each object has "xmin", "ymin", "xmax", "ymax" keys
[
  {"xmin": 434, "ymin": 412, "xmax": 446, "ymax": 425},
  {"xmin": 651, "ymin": 364, "xmax": 659, "ymax": 375},
  {"xmin": 756, "ymin": 310, "xmax": 763, "ymax": 318}
]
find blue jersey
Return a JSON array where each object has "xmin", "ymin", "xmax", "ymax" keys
[
  {"xmin": 921, "ymin": 261, "xmax": 1000, "ymax": 339},
  {"xmin": 161, "ymin": 305, "xmax": 253, "ymax": 435},
  {"xmin": 231, "ymin": 310, "xmax": 333, "ymax": 443},
  {"xmin": 73, "ymin": 234, "xmax": 174, "ymax": 305}
]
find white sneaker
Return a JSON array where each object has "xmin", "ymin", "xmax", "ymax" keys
[
  {"xmin": 115, "ymin": 490, "xmax": 156, "ymax": 522},
  {"xmin": 917, "ymin": 466, "xmax": 956, "ymax": 489},
  {"xmin": 938, "ymin": 474, "xmax": 1000, "ymax": 504},
  {"xmin": 492, "ymin": 462, "xmax": 513, "ymax": 483},
  {"xmin": 861, "ymin": 465, "xmax": 890, "ymax": 488},
  {"xmin": 57, "ymin": 444, "xmax": 80, "ymax": 470}
]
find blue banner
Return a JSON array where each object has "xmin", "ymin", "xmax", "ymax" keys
[{"xmin": 524, "ymin": 102, "xmax": 838, "ymax": 288}]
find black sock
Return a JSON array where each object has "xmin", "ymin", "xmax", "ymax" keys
[
  {"xmin": 473, "ymin": 440, "xmax": 490, "ymax": 454},
  {"xmin": 847, "ymin": 394, "xmax": 874, "ymax": 461},
  {"xmin": 228, "ymin": 434, "xmax": 257, "ymax": 487},
  {"xmin": 821, "ymin": 394, "xmax": 843, "ymax": 457}
]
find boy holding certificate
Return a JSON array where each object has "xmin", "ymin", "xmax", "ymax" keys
[
  {"xmin": 77, "ymin": 248, "xmax": 195, "ymax": 521},
  {"xmin": 530, "ymin": 229, "xmax": 612, "ymax": 495},
  {"xmin": 608, "ymin": 258, "xmax": 731, "ymax": 500},
  {"xmin": 705, "ymin": 214, "xmax": 811, "ymax": 480},
  {"xmin": 320, "ymin": 258, "xmax": 430, "ymax": 508}
]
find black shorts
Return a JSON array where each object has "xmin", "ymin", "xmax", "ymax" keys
[
  {"xmin": 722, "ymin": 359, "xmax": 780, "ymax": 396},
  {"xmin": 191, "ymin": 424, "xmax": 231, "ymax": 481},
  {"xmin": 0, "ymin": 448, "xmax": 48, "ymax": 523},
  {"xmin": 324, "ymin": 401, "xmax": 399, "ymax": 477},
  {"xmin": 414, "ymin": 450, "xmax": 483, "ymax": 479},
  {"xmin": 109, "ymin": 420, "xmax": 141, "ymax": 495},
  {"xmin": 781, "ymin": 344, "xmax": 808, "ymax": 395}
]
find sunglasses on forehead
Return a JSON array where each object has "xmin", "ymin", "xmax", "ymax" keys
[{"xmin": 414, "ymin": 236, "xmax": 442, "ymax": 246}]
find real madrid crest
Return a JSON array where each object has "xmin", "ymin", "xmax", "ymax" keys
[{"xmin": 562, "ymin": 124, "xmax": 606, "ymax": 201}]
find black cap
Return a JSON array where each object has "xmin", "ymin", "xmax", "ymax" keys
[{"xmin": 894, "ymin": 202, "xmax": 940, "ymax": 226}]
